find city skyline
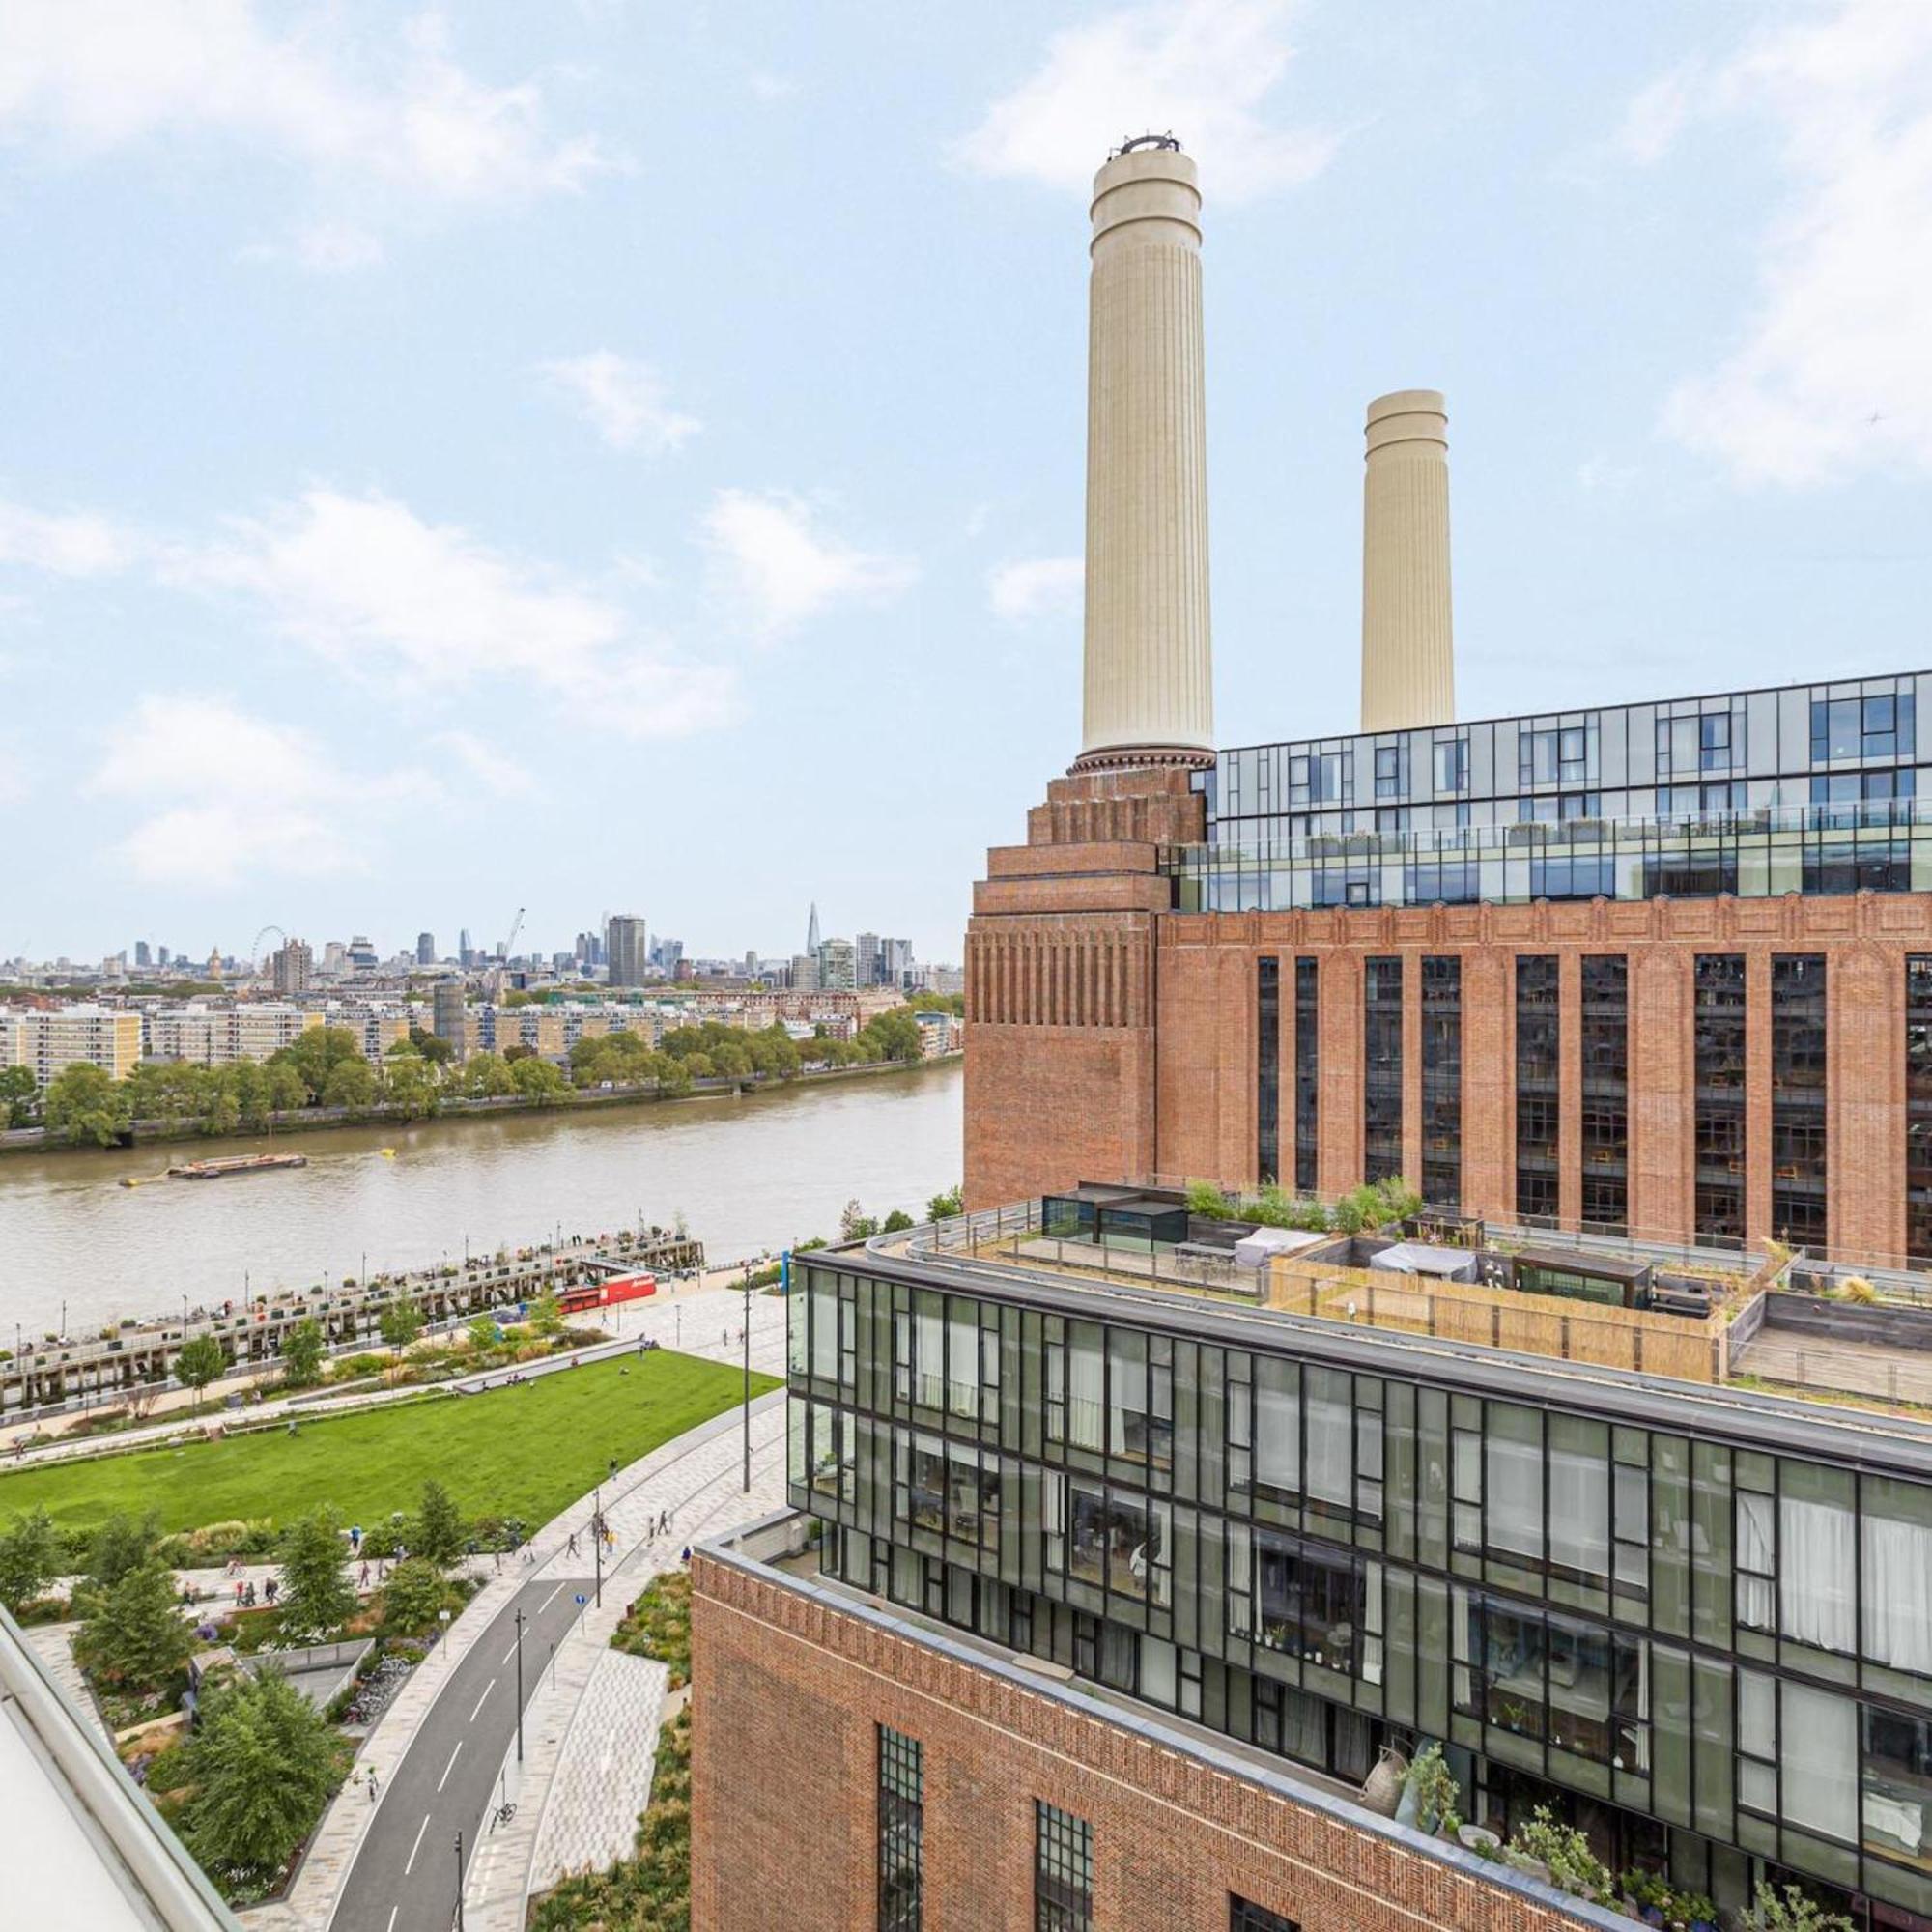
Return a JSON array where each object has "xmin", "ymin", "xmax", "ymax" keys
[{"xmin": 4, "ymin": 3, "xmax": 1931, "ymax": 960}]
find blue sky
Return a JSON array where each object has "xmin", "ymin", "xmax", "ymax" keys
[{"xmin": 2, "ymin": 0, "xmax": 1929, "ymax": 965}]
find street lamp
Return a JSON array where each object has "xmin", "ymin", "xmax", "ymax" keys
[
  {"xmin": 741, "ymin": 1262, "xmax": 753, "ymax": 1493},
  {"xmin": 514, "ymin": 1606, "xmax": 526, "ymax": 1763},
  {"xmin": 453, "ymin": 1830, "xmax": 466, "ymax": 1931}
]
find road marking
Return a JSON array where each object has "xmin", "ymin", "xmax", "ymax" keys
[
  {"xmin": 384, "ymin": 1909, "xmax": 398, "ymax": 1932},
  {"xmin": 469, "ymin": 1680, "xmax": 495, "ymax": 1722},
  {"xmin": 537, "ymin": 1582, "xmax": 564, "ymax": 1615},
  {"xmin": 437, "ymin": 1742, "xmax": 463, "ymax": 1792},
  {"xmin": 404, "ymin": 1813, "xmax": 430, "ymax": 1876},
  {"xmin": 500, "ymin": 1638, "xmax": 519, "ymax": 1664}
]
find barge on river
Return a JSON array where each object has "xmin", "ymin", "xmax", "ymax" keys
[{"xmin": 165, "ymin": 1151, "xmax": 309, "ymax": 1180}]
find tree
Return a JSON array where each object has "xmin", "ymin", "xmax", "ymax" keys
[
  {"xmin": 528, "ymin": 1292, "xmax": 565, "ymax": 1340},
  {"xmin": 75, "ymin": 1560, "xmax": 194, "ymax": 1691},
  {"xmin": 319, "ymin": 1056, "xmax": 376, "ymax": 1109},
  {"xmin": 85, "ymin": 1510, "xmax": 161, "ymax": 1596},
  {"xmin": 408, "ymin": 1026, "xmax": 455, "ymax": 1066},
  {"xmin": 270, "ymin": 1025, "xmax": 367, "ymax": 1106},
  {"xmin": 412, "ymin": 1481, "xmax": 467, "ymax": 1569},
  {"xmin": 466, "ymin": 1313, "xmax": 500, "ymax": 1355},
  {"xmin": 502, "ymin": 1042, "xmax": 536, "ymax": 1063},
  {"xmin": 926, "ymin": 1186, "xmax": 964, "ymax": 1222},
  {"xmin": 280, "ymin": 1318, "xmax": 325, "ymax": 1390},
  {"xmin": 378, "ymin": 1299, "xmax": 424, "ymax": 1359},
  {"xmin": 507, "ymin": 1056, "xmax": 569, "ymax": 1104},
  {"xmin": 175, "ymin": 1334, "xmax": 227, "ymax": 1399},
  {"xmin": 276, "ymin": 1510, "xmax": 356, "ymax": 1641},
  {"xmin": 179, "ymin": 1666, "xmax": 340, "ymax": 1881},
  {"xmin": 378, "ymin": 1556, "xmax": 454, "ymax": 1635},
  {"xmin": 380, "ymin": 1049, "xmax": 440, "ymax": 1121},
  {"xmin": 43, "ymin": 1063, "xmax": 129, "ymax": 1147},
  {"xmin": 0, "ymin": 1507, "xmax": 59, "ymax": 1611},
  {"xmin": 461, "ymin": 1052, "xmax": 516, "ymax": 1099},
  {"xmin": 0, "ymin": 1065, "xmax": 38, "ymax": 1127},
  {"xmin": 881, "ymin": 1208, "xmax": 915, "ymax": 1234}
]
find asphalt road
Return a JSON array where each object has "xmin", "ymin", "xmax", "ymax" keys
[{"xmin": 330, "ymin": 1577, "xmax": 594, "ymax": 1932}]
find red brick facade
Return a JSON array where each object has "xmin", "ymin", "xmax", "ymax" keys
[
  {"xmin": 691, "ymin": 1550, "xmax": 1600, "ymax": 1932},
  {"xmin": 966, "ymin": 769, "xmax": 1932, "ymax": 1264}
]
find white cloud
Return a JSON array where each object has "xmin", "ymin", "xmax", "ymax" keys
[
  {"xmin": 540, "ymin": 351, "xmax": 701, "ymax": 454},
  {"xmin": 0, "ymin": 498, "xmax": 144, "ymax": 576},
  {"xmin": 747, "ymin": 71, "xmax": 796, "ymax": 102},
  {"xmin": 989, "ymin": 555, "xmax": 1083, "ymax": 621},
  {"xmin": 1636, "ymin": 0, "xmax": 1932, "ymax": 486},
  {"xmin": 435, "ymin": 728, "xmax": 538, "ymax": 798},
  {"xmin": 1615, "ymin": 60, "xmax": 1702, "ymax": 167},
  {"xmin": 0, "ymin": 1, "xmax": 611, "ymax": 204},
  {"xmin": 954, "ymin": 0, "xmax": 1335, "ymax": 204},
  {"xmin": 177, "ymin": 487, "xmax": 736, "ymax": 738},
  {"xmin": 1576, "ymin": 457, "xmax": 1640, "ymax": 495},
  {"xmin": 701, "ymin": 489, "xmax": 916, "ymax": 639},
  {"xmin": 90, "ymin": 695, "xmax": 436, "ymax": 890},
  {"xmin": 242, "ymin": 219, "xmax": 385, "ymax": 274}
]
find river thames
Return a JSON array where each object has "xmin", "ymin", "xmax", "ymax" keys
[{"xmin": 0, "ymin": 1060, "xmax": 961, "ymax": 1339}]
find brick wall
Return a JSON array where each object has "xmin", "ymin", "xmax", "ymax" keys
[{"xmin": 690, "ymin": 1550, "xmax": 1605, "ymax": 1932}]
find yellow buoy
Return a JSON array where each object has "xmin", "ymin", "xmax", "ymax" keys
[{"xmin": 380, "ymin": 1148, "xmax": 397, "ymax": 1159}]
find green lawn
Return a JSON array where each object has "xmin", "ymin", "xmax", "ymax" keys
[{"xmin": 0, "ymin": 1351, "xmax": 779, "ymax": 1537}]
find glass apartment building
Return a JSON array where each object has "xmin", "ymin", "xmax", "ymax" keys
[{"xmin": 786, "ymin": 1224, "xmax": 1932, "ymax": 1928}]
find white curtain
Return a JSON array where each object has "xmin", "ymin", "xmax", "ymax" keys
[
  {"xmin": 1256, "ymin": 1371, "xmax": 1299, "ymax": 1492},
  {"xmin": 1863, "ymin": 1509, "xmax": 1932, "ymax": 1674},
  {"xmin": 1735, "ymin": 1492, "xmax": 1775, "ymax": 1631},
  {"xmin": 810, "ymin": 1280, "xmax": 838, "ymax": 1379},
  {"xmin": 1780, "ymin": 1681, "xmax": 1858, "ymax": 1842},
  {"xmin": 1306, "ymin": 1386, "xmax": 1351, "ymax": 1507},
  {"xmin": 1486, "ymin": 1434, "xmax": 1544, "ymax": 1560},
  {"xmin": 1067, "ymin": 1333, "xmax": 1104, "ymax": 1451},
  {"xmin": 914, "ymin": 1304, "xmax": 944, "ymax": 1408},
  {"xmin": 1780, "ymin": 1495, "xmax": 1855, "ymax": 1653},
  {"xmin": 1548, "ymin": 1445, "xmax": 1609, "ymax": 1579},
  {"xmin": 948, "ymin": 1305, "xmax": 978, "ymax": 1416}
]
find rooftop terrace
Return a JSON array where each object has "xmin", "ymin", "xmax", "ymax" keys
[{"xmin": 851, "ymin": 1191, "xmax": 1932, "ymax": 1461}]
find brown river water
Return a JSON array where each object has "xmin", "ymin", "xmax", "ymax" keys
[{"xmin": 0, "ymin": 1060, "xmax": 961, "ymax": 1339}]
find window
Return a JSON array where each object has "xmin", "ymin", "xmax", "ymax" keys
[
  {"xmin": 878, "ymin": 1726, "xmax": 923, "ymax": 1932},
  {"xmin": 1736, "ymin": 1490, "xmax": 1775, "ymax": 1632},
  {"xmin": 1251, "ymin": 1530, "xmax": 1381, "ymax": 1682},
  {"xmin": 1772, "ymin": 955, "xmax": 1827, "ymax": 1247},
  {"xmin": 1374, "ymin": 744, "xmax": 1401, "ymax": 797},
  {"xmin": 1694, "ymin": 955, "xmax": 1747, "ymax": 1243},
  {"xmin": 1035, "ymin": 1802, "xmax": 1093, "ymax": 1932},
  {"xmin": 1065, "ymin": 1481, "xmax": 1170, "ymax": 1605},
  {"xmin": 1580, "ymin": 956, "xmax": 1630, "ymax": 1235},
  {"xmin": 1258, "ymin": 956, "xmax": 1280, "ymax": 1183},
  {"xmin": 1433, "ymin": 738, "xmax": 1468, "ymax": 793},
  {"xmin": 1364, "ymin": 957, "xmax": 1404, "ymax": 1183},
  {"xmin": 1293, "ymin": 958, "xmax": 1319, "ymax": 1192},
  {"xmin": 895, "ymin": 1433, "xmax": 997, "ymax": 1554},
  {"xmin": 1864, "ymin": 1706, "xmax": 1932, "ymax": 1867},
  {"xmin": 1812, "ymin": 690, "xmax": 1915, "ymax": 762},
  {"xmin": 1486, "ymin": 1407, "xmax": 1544, "ymax": 1562},
  {"xmin": 1421, "ymin": 955, "xmax": 1462, "ymax": 1206},
  {"xmin": 1864, "ymin": 1475, "xmax": 1932, "ymax": 1675},
  {"xmin": 1231, "ymin": 1898, "xmax": 1301, "ymax": 1932},
  {"xmin": 1516, "ymin": 955, "xmax": 1559, "ymax": 1221},
  {"xmin": 1700, "ymin": 711, "xmax": 1733, "ymax": 770}
]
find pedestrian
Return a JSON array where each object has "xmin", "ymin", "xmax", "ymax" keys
[
  {"xmin": 494, "ymin": 1549, "xmax": 501, "ymax": 1572},
  {"xmin": 366, "ymin": 1766, "xmax": 380, "ymax": 1804},
  {"xmin": 234, "ymin": 1580, "xmax": 244, "ymax": 1606},
  {"xmin": 265, "ymin": 1577, "xmax": 278, "ymax": 1605},
  {"xmin": 609, "ymin": 1456, "xmax": 618, "ymax": 1481},
  {"xmin": 680, "ymin": 1545, "xmax": 691, "ymax": 1564},
  {"xmin": 358, "ymin": 1561, "xmax": 370, "ymax": 1587},
  {"xmin": 721, "ymin": 1327, "xmax": 728, "ymax": 1350},
  {"xmin": 567, "ymin": 1531, "xmax": 579, "ymax": 1556}
]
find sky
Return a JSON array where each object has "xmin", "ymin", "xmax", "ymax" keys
[{"xmin": 2, "ymin": 0, "xmax": 1931, "ymax": 967}]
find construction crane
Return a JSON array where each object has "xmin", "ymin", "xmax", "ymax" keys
[{"xmin": 499, "ymin": 907, "xmax": 526, "ymax": 960}]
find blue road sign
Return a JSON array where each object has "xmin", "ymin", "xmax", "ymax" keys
[{"xmin": 574, "ymin": 1593, "xmax": 587, "ymax": 1605}]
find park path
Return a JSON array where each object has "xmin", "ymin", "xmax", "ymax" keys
[{"xmin": 238, "ymin": 1287, "xmax": 787, "ymax": 1931}]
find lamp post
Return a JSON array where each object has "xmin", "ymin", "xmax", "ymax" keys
[
  {"xmin": 514, "ymin": 1607, "xmax": 525, "ymax": 1763},
  {"xmin": 741, "ymin": 1262, "xmax": 753, "ymax": 1493},
  {"xmin": 453, "ymin": 1830, "xmax": 466, "ymax": 1930}
]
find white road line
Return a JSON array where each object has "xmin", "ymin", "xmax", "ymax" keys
[
  {"xmin": 537, "ymin": 1582, "xmax": 564, "ymax": 1615},
  {"xmin": 469, "ymin": 1680, "xmax": 494, "ymax": 1723},
  {"xmin": 384, "ymin": 1908, "xmax": 398, "ymax": 1932},
  {"xmin": 403, "ymin": 1813, "xmax": 430, "ymax": 1877},
  {"xmin": 437, "ymin": 1742, "xmax": 463, "ymax": 1792}
]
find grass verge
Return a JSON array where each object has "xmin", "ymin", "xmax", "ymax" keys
[{"xmin": 0, "ymin": 1350, "xmax": 776, "ymax": 1536}]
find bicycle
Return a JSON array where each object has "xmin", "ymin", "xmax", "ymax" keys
[{"xmin": 489, "ymin": 1800, "xmax": 517, "ymax": 1833}]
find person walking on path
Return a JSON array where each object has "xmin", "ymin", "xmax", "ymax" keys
[
  {"xmin": 358, "ymin": 1561, "xmax": 370, "ymax": 1588},
  {"xmin": 365, "ymin": 1766, "xmax": 380, "ymax": 1804},
  {"xmin": 566, "ymin": 1530, "xmax": 579, "ymax": 1557}
]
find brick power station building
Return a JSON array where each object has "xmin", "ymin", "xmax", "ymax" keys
[{"xmin": 689, "ymin": 140, "xmax": 1932, "ymax": 1932}]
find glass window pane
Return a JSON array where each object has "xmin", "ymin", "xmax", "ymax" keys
[{"xmin": 1781, "ymin": 1682, "xmax": 1857, "ymax": 1842}]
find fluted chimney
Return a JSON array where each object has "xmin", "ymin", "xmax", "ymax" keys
[
  {"xmin": 1074, "ymin": 139, "xmax": 1214, "ymax": 771},
  {"xmin": 1360, "ymin": 388, "xmax": 1455, "ymax": 732}
]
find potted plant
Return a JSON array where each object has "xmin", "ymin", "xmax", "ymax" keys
[
  {"xmin": 1508, "ymin": 1808, "xmax": 1611, "ymax": 1904},
  {"xmin": 1402, "ymin": 1742, "xmax": 1462, "ymax": 1837},
  {"xmin": 1745, "ymin": 1882, "xmax": 1854, "ymax": 1932},
  {"xmin": 1678, "ymin": 1889, "xmax": 1717, "ymax": 1932},
  {"xmin": 1620, "ymin": 1869, "xmax": 1671, "ymax": 1924}
]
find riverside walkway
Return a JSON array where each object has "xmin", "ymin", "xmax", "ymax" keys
[{"xmin": 229, "ymin": 1286, "xmax": 790, "ymax": 1932}]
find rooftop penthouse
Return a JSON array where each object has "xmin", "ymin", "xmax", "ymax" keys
[{"xmin": 728, "ymin": 1191, "xmax": 1932, "ymax": 1930}]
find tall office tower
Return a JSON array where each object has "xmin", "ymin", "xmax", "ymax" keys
[
  {"xmin": 431, "ymin": 980, "xmax": 466, "ymax": 1056},
  {"xmin": 459, "ymin": 928, "xmax": 473, "ymax": 969},
  {"xmin": 856, "ymin": 932, "xmax": 881, "ymax": 989},
  {"xmin": 657, "ymin": 936, "xmax": 684, "ymax": 978},
  {"xmin": 884, "ymin": 936, "xmax": 915, "ymax": 988},
  {"xmin": 157, "ymin": 947, "xmax": 172, "ymax": 967},
  {"xmin": 744, "ymin": 951, "xmax": 758, "ymax": 978},
  {"xmin": 791, "ymin": 952, "xmax": 818, "ymax": 993},
  {"xmin": 606, "ymin": 914, "xmax": 649, "ymax": 987},
  {"xmin": 415, "ymin": 931, "xmax": 436, "ymax": 967},
  {"xmin": 1077, "ymin": 137, "xmax": 1214, "ymax": 770},
  {"xmin": 806, "ymin": 901, "xmax": 821, "ymax": 957},
  {"xmin": 270, "ymin": 938, "xmax": 312, "ymax": 996},
  {"xmin": 1359, "ymin": 388, "xmax": 1456, "ymax": 731},
  {"xmin": 816, "ymin": 936, "xmax": 857, "ymax": 991},
  {"xmin": 134, "ymin": 941, "xmax": 152, "ymax": 969}
]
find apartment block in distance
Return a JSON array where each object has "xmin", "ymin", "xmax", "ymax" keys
[
  {"xmin": 691, "ymin": 135, "xmax": 1932, "ymax": 1932},
  {"xmin": 0, "ymin": 1006, "xmax": 142, "ymax": 1087}
]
